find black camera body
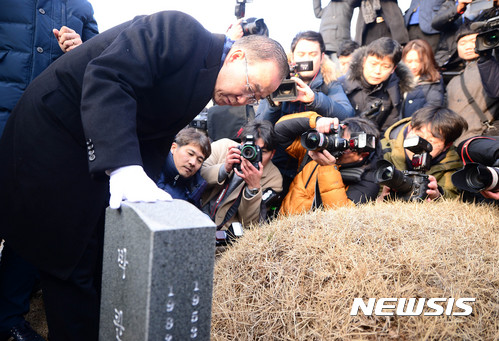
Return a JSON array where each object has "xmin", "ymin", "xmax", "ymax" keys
[
  {"xmin": 374, "ymin": 136, "xmax": 433, "ymax": 201},
  {"xmin": 473, "ymin": 15, "xmax": 499, "ymax": 52},
  {"xmin": 268, "ymin": 61, "xmax": 314, "ymax": 103},
  {"xmin": 300, "ymin": 125, "xmax": 376, "ymax": 158},
  {"xmin": 236, "ymin": 134, "xmax": 262, "ymax": 171}
]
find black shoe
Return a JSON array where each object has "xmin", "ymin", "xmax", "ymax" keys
[{"xmin": 8, "ymin": 321, "xmax": 45, "ymax": 341}]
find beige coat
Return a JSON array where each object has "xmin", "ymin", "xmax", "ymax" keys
[{"xmin": 201, "ymin": 138, "xmax": 283, "ymax": 230}]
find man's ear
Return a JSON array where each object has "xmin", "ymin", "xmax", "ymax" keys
[
  {"xmin": 226, "ymin": 49, "xmax": 245, "ymax": 63},
  {"xmin": 170, "ymin": 142, "xmax": 178, "ymax": 154}
]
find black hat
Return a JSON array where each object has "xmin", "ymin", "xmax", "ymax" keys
[{"xmin": 455, "ymin": 20, "xmax": 477, "ymax": 43}]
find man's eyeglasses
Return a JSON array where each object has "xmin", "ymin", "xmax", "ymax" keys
[{"xmin": 244, "ymin": 57, "xmax": 259, "ymax": 105}]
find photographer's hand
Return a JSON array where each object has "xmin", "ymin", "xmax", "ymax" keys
[
  {"xmin": 456, "ymin": 0, "xmax": 471, "ymax": 14},
  {"xmin": 225, "ymin": 19, "xmax": 244, "ymax": 41},
  {"xmin": 224, "ymin": 146, "xmax": 241, "ymax": 173},
  {"xmin": 292, "ymin": 77, "xmax": 315, "ymax": 104},
  {"xmin": 315, "ymin": 117, "xmax": 340, "ymax": 133},
  {"xmin": 426, "ymin": 175, "xmax": 441, "ymax": 201},
  {"xmin": 308, "ymin": 150, "xmax": 337, "ymax": 166},
  {"xmin": 234, "ymin": 159, "xmax": 263, "ymax": 189},
  {"xmin": 481, "ymin": 190, "xmax": 499, "ymax": 200}
]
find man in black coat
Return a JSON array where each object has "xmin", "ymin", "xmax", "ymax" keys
[{"xmin": 0, "ymin": 11, "xmax": 288, "ymax": 341}]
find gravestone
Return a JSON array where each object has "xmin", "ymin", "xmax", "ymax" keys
[{"xmin": 99, "ymin": 200, "xmax": 216, "ymax": 341}]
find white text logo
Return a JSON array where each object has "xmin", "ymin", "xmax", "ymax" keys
[{"xmin": 350, "ymin": 298, "xmax": 475, "ymax": 316}]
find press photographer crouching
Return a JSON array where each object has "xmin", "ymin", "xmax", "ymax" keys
[
  {"xmin": 200, "ymin": 121, "xmax": 282, "ymax": 245},
  {"xmin": 378, "ymin": 106, "xmax": 468, "ymax": 201},
  {"xmin": 452, "ymin": 136, "xmax": 499, "ymax": 203},
  {"xmin": 273, "ymin": 112, "xmax": 381, "ymax": 215}
]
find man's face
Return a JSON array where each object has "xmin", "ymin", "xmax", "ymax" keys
[
  {"xmin": 338, "ymin": 55, "xmax": 353, "ymax": 76},
  {"xmin": 213, "ymin": 50, "xmax": 282, "ymax": 106},
  {"xmin": 292, "ymin": 39, "xmax": 323, "ymax": 82},
  {"xmin": 406, "ymin": 124, "xmax": 448, "ymax": 159},
  {"xmin": 253, "ymin": 138, "xmax": 274, "ymax": 167},
  {"xmin": 336, "ymin": 128, "xmax": 365, "ymax": 164},
  {"xmin": 171, "ymin": 142, "xmax": 205, "ymax": 178},
  {"xmin": 362, "ymin": 54, "xmax": 396, "ymax": 86},
  {"xmin": 457, "ymin": 33, "xmax": 479, "ymax": 61}
]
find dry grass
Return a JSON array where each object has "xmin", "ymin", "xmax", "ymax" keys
[{"xmin": 211, "ymin": 200, "xmax": 499, "ymax": 340}]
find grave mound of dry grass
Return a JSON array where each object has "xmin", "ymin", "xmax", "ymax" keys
[{"xmin": 211, "ymin": 200, "xmax": 499, "ymax": 340}]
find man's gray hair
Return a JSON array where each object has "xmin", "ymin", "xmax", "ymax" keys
[{"xmin": 232, "ymin": 35, "xmax": 289, "ymax": 81}]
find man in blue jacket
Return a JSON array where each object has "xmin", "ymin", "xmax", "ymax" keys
[
  {"xmin": 0, "ymin": 11, "xmax": 288, "ymax": 341},
  {"xmin": 156, "ymin": 127, "xmax": 211, "ymax": 208},
  {"xmin": 0, "ymin": 1, "xmax": 98, "ymax": 340}
]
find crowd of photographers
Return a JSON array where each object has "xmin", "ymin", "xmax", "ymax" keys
[
  {"xmin": 173, "ymin": 0, "xmax": 499, "ymax": 245},
  {"xmin": 0, "ymin": 1, "xmax": 497, "ymax": 339}
]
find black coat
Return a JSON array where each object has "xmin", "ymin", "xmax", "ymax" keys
[
  {"xmin": 0, "ymin": 11, "xmax": 225, "ymax": 279},
  {"xmin": 339, "ymin": 46, "xmax": 414, "ymax": 133}
]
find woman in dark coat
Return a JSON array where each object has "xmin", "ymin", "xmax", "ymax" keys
[{"xmin": 401, "ymin": 39, "xmax": 445, "ymax": 118}]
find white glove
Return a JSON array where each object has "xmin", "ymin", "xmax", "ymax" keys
[{"xmin": 108, "ymin": 165, "xmax": 172, "ymax": 209}]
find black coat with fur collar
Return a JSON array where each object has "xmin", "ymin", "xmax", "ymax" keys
[{"xmin": 339, "ymin": 46, "xmax": 414, "ymax": 133}]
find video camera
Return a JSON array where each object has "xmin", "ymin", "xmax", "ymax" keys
[
  {"xmin": 300, "ymin": 125, "xmax": 376, "ymax": 158},
  {"xmin": 236, "ymin": 134, "xmax": 262, "ymax": 171},
  {"xmin": 267, "ymin": 61, "xmax": 314, "ymax": 103},
  {"xmin": 374, "ymin": 136, "xmax": 433, "ymax": 201},
  {"xmin": 452, "ymin": 136, "xmax": 499, "ymax": 193},
  {"xmin": 235, "ymin": 1, "xmax": 268, "ymax": 37},
  {"xmin": 472, "ymin": 15, "xmax": 499, "ymax": 53}
]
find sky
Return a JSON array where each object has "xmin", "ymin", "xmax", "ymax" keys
[{"xmin": 89, "ymin": 0, "xmax": 411, "ymax": 53}]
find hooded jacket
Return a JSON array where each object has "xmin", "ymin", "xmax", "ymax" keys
[{"xmin": 339, "ymin": 45, "xmax": 414, "ymax": 133}]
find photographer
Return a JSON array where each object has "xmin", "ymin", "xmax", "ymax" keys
[
  {"xmin": 256, "ymin": 31, "xmax": 354, "ymax": 197},
  {"xmin": 380, "ymin": 106, "xmax": 468, "ymax": 200},
  {"xmin": 256, "ymin": 31, "xmax": 354, "ymax": 125},
  {"xmin": 200, "ymin": 121, "xmax": 282, "ymax": 230},
  {"xmin": 446, "ymin": 23, "xmax": 499, "ymax": 145},
  {"xmin": 156, "ymin": 128, "xmax": 211, "ymax": 208},
  {"xmin": 274, "ymin": 112, "xmax": 381, "ymax": 215}
]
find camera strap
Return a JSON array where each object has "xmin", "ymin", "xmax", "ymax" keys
[
  {"xmin": 216, "ymin": 186, "xmax": 244, "ymax": 230},
  {"xmin": 460, "ymin": 136, "xmax": 497, "ymax": 165},
  {"xmin": 460, "ymin": 72, "xmax": 494, "ymax": 129}
]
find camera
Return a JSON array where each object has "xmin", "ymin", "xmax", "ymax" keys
[
  {"xmin": 451, "ymin": 136, "xmax": 499, "ymax": 193},
  {"xmin": 268, "ymin": 61, "xmax": 314, "ymax": 103},
  {"xmin": 452, "ymin": 163, "xmax": 499, "ymax": 192},
  {"xmin": 374, "ymin": 136, "xmax": 433, "ymax": 201},
  {"xmin": 241, "ymin": 18, "xmax": 268, "ymax": 36},
  {"xmin": 300, "ymin": 125, "xmax": 376, "ymax": 158},
  {"xmin": 360, "ymin": 99, "xmax": 382, "ymax": 119},
  {"xmin": 236, "ymin": 134, "xmax": 262, "ymax": 171},
  {"xmin": 189, "ymin": 111, "xmax": 208, "ymax": 131},
  {"xmin": 216, "ymin": 222, "xmax": 244, "ymax": 246},
  {"xmin": 472, "ymin": 16, "xmax": 499, "ymax": 52}
]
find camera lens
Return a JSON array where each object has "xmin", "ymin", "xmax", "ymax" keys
[
  {"xmin": 483, "ymin": 30, "xmax": 499, "ymax": 49},
  {"xmin": 241, "ymin": 145, "xmax": 257, "ymax": 161},
  {"xmin": 302, "ymin": 131, "xmax": 324, "ymax": 151}
]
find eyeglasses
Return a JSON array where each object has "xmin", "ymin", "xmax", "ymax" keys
[{"xmin": 244, "ymin": 57, "xmax": 259, "ymax": 105}]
